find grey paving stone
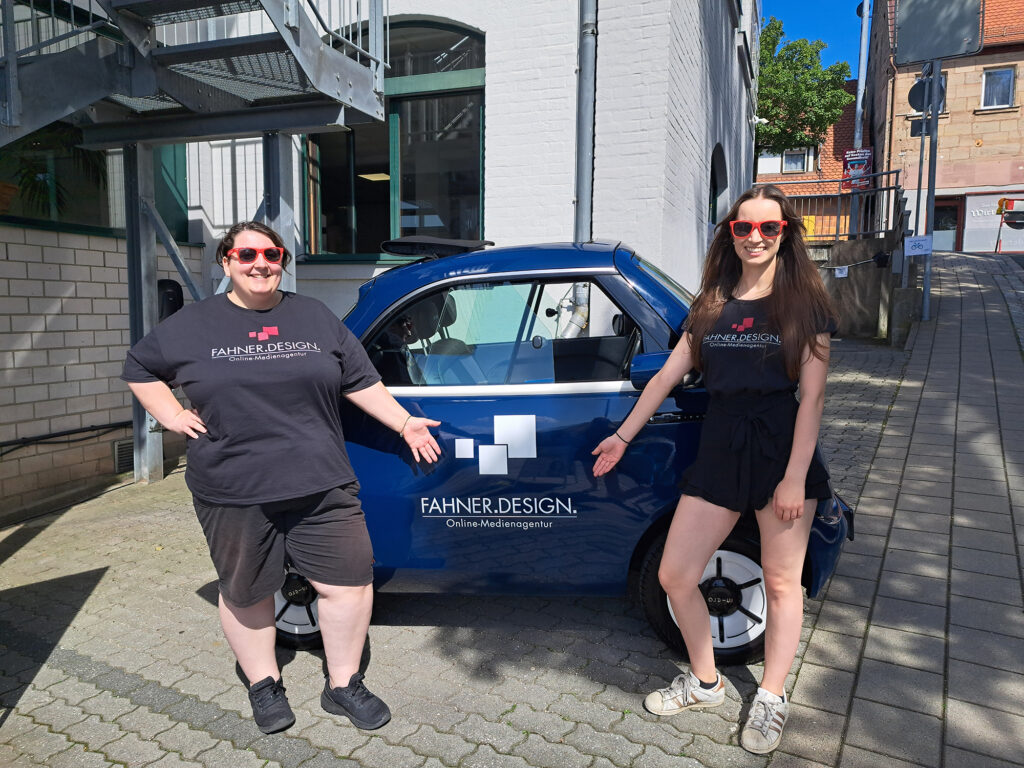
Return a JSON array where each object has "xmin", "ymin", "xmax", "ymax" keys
[
  {"xmin": 896, "ymin": 494, "xmax": 952, "ymax": 515},
  {"xmin": 504, "ymin": 704, "xmax": 574, "ymax": 742},
  {"xmin": 870, "ymin": 596, "xmax": 947, "ymax": 638},
  {"xmin": 954, "ymin": 476, "xmax": 1009, "ymax": 496},
  {"xmin": 130, "ymin": 680, "xmax": 186, "ymax": 713},
  {"xmin": 823, "ymin": 575, "xmax": 876, "ymax": 608},
  {"xmin": 839, "ymin": 744, "xmax": 922, "ymax": 768},
  {"xmin": 949, "ymin": 624, "xmax": 1024, "ymax": 675},
  {"xmin": 862, "ymin": 624, "xmax": 946, "ymax": 674},
  {"xmin": 845, "ymin": 697, "xmax": 942, "ymax": 766},
  {"xmin": 833, "ymin": 553, "xmax": 882, "ymax": 580},
  {"xmin": 952, "ymin": 546, "xmax": 1021, "ymax": 578},
  {"xmin": 948, "ymin": 658, "xmax": 1024, "ymax": 718},
  {"xmin": 632, "ymin": 744, "xmax": 705, "ymax": 768},
  {"xmin": 950, "ymin": 570, "xmax": 1023, "ymax": 606},
  {"xmin": 400, "ymin": 724, "xmax": 475, "ymax": 764},
  {"xmin": 145, "ymin": 754, "xmax": 204, "ymax": 768},
  {"xmin": 775, "ymin": 703, "xmax": 845, "ymax": 766},
  {"xmin": 767, "ymin": 754, "xmax": 831, "ymax": 768},
  {"xmin": 954, "ymin": 507, "xmax": 1015, "ymax": 533},
  {"xmin": 955, "ymin": 491, "xmax": 1011, "ymax": 514},
  {"xmin": 246, "ymin": 731, "xmax": 320, "ymax": 768},
  {"xmin": 162, "ymin": 697, "xmax": 225, "ymax": 728},
  {"xmin": 460, "ymin": 745, "xmax": 533, "ymax": 768},
  {"xmin": 876, "ymin": 570, "xmax": 948, "ymax": 607},
  {"xmin": 608, "ymin": 711, "xmax": 694, "ymax": 757},
  {"xmin": 790, "ymin": 663, "xmax": 855, "ymax": 715},
  {"xmin": 952, "ymin": 525, "xmax": 1018, "ymax": 554},
  {"xmin": 842, "ymin": 533, "xmax": 888, "ymax": 558},
  {"xmin": 890, "ymin": 510, "xmax": 950, "ymax": 534},
  {"xmin": 99, "ymin": 732, "xmax": 168, "ymax": 767},
  {"xmin": 945, "ymin": 698, "xmax": 1024, "ymax": 765},
  {"xmin": 46, "ymin": 743, "xmax": 117, "ymax": 768},
  {"xmin": 853, "ymin": 498, "xmax": 896, "ymax": 517},
  {"xmin": 949, "ymin": 595, "xmax": 1024, "ymax": 638},
  {"xmin": 803, "ymin": 629, "xmax": 863, "ymax": 672},
  {"xmin": 882, "ymin": 549, "xmax": 948, "ymax": 580},
  {"xmin": 151, "ymin": 721, "xmax": 222, "ymax": 760},
  {"xmin": 511, "ymin": 733, "xmax": 593, "ymax": 768},
  {"xmin": 887, "ymin": 527, "xmax": 949, "ymax": 554},
  {"xmin": 944, "ymin": 746, "xmax": 1024, "ymax": 768},
  {"xmin": 195, "ymin": 740, "xmax": 276, "ymax": 768},
  {"xmin": 855, "ymin": 659, "xmax": 944, "ymax": 717},
  {"xmin": 563, "ymin": 722, "xmax": 643, "ymax": 767},
  {"xmin": 813, "ymin": 601, "xmax": 870, "ymax": 638},
  {"xmin": 26, "ymin": 699, "xmax": 89, "ymax": 731},
  {"xmin": 547, "ymin": 694, "xmax": 621, "ymax": 731}
]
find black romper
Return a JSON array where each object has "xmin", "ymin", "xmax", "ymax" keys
[{"xmin": 679, "ymin": 296, "xmax": 832, "ymax": 515}]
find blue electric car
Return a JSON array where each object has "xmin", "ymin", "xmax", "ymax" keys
[{"xmin": 275, "ymin": 239, "xmax": 852, "ymax": 664}]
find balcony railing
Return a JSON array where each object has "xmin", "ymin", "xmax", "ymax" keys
[{"xmin": 758, "ymin": 170, "xmax": 905, "ymax": 242}]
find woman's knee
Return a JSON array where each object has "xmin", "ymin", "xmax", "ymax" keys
[{"xmin": 658, "ymin": 557, "xmax": 704, "ymax": 595}]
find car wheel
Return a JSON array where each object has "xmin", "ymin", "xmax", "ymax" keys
[
  {"xmin": 274, "ymin": 571, "xmax": 323, "ymax": 650},
  {"xmin": 639, "ymin": 532, "xmax": 767, "ymax": 665}
]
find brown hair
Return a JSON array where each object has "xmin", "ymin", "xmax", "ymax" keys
[
  {"xmin": 685, "ymin": 184, "xmax": 837, "ymax": 380},
  {"xmin": 215, "ymin": 221, "xmax": 291, "ymax": 268}
]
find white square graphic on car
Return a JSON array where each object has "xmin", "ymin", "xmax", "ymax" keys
[
  {"xmin": 493, "ymin": 415, "xmax": 536, "ymax": 458},
  {"xmin": 455, "ymin": 438, "xmax": 474, "ymax": 458},
  {"xmin": 479, "ymin": 444, "xmax": 509, "ymax": 475}
]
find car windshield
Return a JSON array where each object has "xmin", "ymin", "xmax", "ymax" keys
[{"xmin": 634, "ymin": 256, "xmax": 695, "ymax": 306}]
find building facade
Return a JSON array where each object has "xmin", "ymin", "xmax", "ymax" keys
[
  {"xmin": 868, "ymin": 0, "xmax": 1024, "ymax": 252},
  {"xmin": 0, "ymin": 0, "xmax": 760, "ymax": 519}
]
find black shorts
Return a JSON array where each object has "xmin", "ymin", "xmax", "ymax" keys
[
  {"xmin": 193, "ymin": 482, "xmax": 373, "ymax": 607},
  {"xmin": 680, "ymin": 390, "xmax": 831, "ymax": 516}
]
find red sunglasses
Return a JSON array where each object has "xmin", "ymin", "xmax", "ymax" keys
[
  {"xmin": 729, "ymin": 220, "xmax": 787, "ymax": 238},
  {"xmin": 227, "ymin": 246, "xmax": 286, "ymax": 263}
]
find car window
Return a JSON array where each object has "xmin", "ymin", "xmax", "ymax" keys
[{"xmin": 367, "ymin": 279, "xmax": 640, "ymax": 385}]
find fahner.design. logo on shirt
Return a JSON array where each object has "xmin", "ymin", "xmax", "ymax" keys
[
  {"xmin": 250, "ymin": 325, "xmax": 279, "ymax": 341},
  {"xmin": 732, "ymin": 317, "xmax": 754, "ymax": 333},
  {"xmin": 211, "ymin": 325, "xmax": 321, "ymax": 361}
]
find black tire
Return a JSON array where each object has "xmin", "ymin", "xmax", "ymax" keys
[
  {"xmin": 639, "ymin": 531, "xmax": 767, "ymax": 665},
  {"xmin": 274, "ymin": 571, "xmax": 324, "ymax": 650}
]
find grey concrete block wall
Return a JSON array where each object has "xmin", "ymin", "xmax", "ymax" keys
[{"xmin": 0, "ymin": 224, "xmax": 203, "ymax": 521}]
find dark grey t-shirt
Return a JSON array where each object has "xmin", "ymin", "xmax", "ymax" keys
[
  {"xmin": 700, "ymin": 296, "xmax": 835, "ymax": 397},
  {"xmin": 122, "ymin": 292, "xmax": 381, "ymax": 505}
]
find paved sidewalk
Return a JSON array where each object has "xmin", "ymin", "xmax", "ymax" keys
[{"xmin": 1, "ymin": 250, "xmax": 1021, "ymax": 767}]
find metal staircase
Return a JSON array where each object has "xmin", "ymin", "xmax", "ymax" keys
[
  {"xmin": 1, "ymin": 0, "xmax": 388, "ymax": 486},
  {"xmin": 1, "ymin": 0, "xmax": 386, "ymax": 147}
]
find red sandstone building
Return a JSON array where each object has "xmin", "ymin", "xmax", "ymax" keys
[{"xmin": 868, "ymin": 0, "xmax": 1024, "ymax": 252}]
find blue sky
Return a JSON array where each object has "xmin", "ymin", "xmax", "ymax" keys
[{"xmin": 760, "ymin": 0, "xmax": 869, "ymax": 72}]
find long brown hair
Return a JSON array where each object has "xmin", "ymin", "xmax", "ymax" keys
[
  {"xmin": 215, "ymin": 221, "xmax": 291, "ymax": 268},
  {"xmin": 685, "ymin": 184, "xmax": 837, "ymax": 380}
]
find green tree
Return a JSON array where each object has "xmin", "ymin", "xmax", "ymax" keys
[{"xmin": 756, "ymin": 16, "xmax": 855, "ymax": 159}]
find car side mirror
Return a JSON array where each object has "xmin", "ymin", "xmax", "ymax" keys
[{"xmin": 629, "ymin": 351, "xmax": 703, "ymax": 391}]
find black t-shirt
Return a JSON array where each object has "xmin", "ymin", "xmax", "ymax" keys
[
  {"xmin": 122, "ymin": 292, "xmax": 381, "ymax": 505},
  {"xmin": 699, "ymin": 296, "xmax": 833, "ymax": 397}
]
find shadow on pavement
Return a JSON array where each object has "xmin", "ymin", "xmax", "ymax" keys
[{"xmin": 0, "ymin": 567, "xmax": 108, "ymax": 729}]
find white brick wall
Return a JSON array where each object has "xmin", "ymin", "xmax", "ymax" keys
[{"xmin": 0, "ymin": 224, "xmax": 203, "ymax": 518}]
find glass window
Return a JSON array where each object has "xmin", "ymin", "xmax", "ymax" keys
[
  {"xmin": 396, "ymin": 93, "xmax": 482, "ymax": 240},
  {"xmin": 782, "ymin": 149, "xmax": 808, "ymax": 173},
  {"xmin": 367, "ymin": 281, "xmax": 639, "ymax": 386},
  {"xmin": 983, "ymin": 68, "xmax": 1014, "ymax": 108},
  {"xmin": 309, "ymin": 23, "xmax": 484, "ymax": 256}
]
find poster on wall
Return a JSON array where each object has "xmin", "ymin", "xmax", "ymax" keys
[{"xmin": 841, "ymin": 149, "xmax": 873, "ymax": 190}]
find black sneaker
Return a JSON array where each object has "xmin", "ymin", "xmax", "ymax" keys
[
  {"xmin": 321, "ymin": 673, "xmax": 391, "ymax": 729},
  {"xmin": 247, "ymin": 676, "xmax": 295, "ymax": 734}
]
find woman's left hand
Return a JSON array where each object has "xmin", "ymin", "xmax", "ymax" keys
[
  {"xmin": 402, "ymin": 417, "xmax": 442, "ymax": 463},
  {"xmin": 772, "ymin": 475, "xmax": 806, "ymax": 521}
]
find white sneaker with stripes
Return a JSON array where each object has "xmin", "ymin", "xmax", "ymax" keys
[
  {"xmin": 643, "ymin": 671, "xmax": 725, "ymax": 716},
  {"xmin": 741, "ymin": 687, "xmax": 789, "ymax": 754}
]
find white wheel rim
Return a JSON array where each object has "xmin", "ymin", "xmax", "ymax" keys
[
  {"xmin": 666, "ymin": 548, "xmax": 767, "ymax": 651},
  {"xmin": 274, "ymin": 591, "xmax": 321, "ymax": 637}
]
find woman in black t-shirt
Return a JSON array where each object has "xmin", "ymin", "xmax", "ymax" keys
[
  {"xmin": 123, "ymin": 221, "xmax": 441, "ymax": 735},
  {"xmin": 592, "ymin": 185, "xmax": 837, "ymax": 755}
]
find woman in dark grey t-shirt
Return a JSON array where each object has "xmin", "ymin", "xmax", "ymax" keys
[
  {"xmin": 123, "ymin": 221, "xmax": 440, "ymax": 735},
  {"xmin": 592, "ymin": 185, "xmax": 837, "ymax": 755}
]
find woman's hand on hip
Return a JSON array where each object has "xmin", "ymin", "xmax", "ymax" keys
[
  {"xmin": 772, "ymin": 475, "xmax": 806, "ymax": 521},
  {"xmin": 169, "ymin": 408, "xmax": 207, "ymax": 439},
  {"xmin": 591, "ymin": 434, "xmax": 627, "ymax": 477},
  {"xmin": 403, "ymin": 417, "xmax": 442, "ymax": 463}
]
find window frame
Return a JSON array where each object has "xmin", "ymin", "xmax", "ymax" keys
[
  {"xmin": 781, "ymin": 148, "xmax": 811, "ymax": 174},
  {"xmin": 981, "ymin": 67, "xmax": 1015, "ymax": 109}
]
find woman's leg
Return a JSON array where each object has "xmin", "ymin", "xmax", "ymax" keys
[
  {"xmin": 307, "ymin": 580, "xmax": 373, "ymax": 688},
  {"xmin": 218, "ymin": 594, "xmax": 279, "ymax": 684},
  {"xmin": 753, "ymin": 499, "xmax": 816, "ymax": 695},
  {"xmin": 659, "ymin": 495, "xmax": 741, "ymax": 682}
]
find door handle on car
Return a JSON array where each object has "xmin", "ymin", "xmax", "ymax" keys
[{"xmin": 648, "ymin": 412, "xmax": 704, "ymax": 424}]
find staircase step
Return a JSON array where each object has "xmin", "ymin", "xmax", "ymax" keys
[
  {"xmin": 107, "ymin": 0, "xmax": 262, "ymax": 25},
  {"xmin": 153, "ymin": 33, "xmax": 289, "ymax": 65}
]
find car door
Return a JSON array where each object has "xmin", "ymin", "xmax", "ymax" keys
[{"xmin": 344, "ymin": 272, "xmax": 704, "ymax": 594}]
